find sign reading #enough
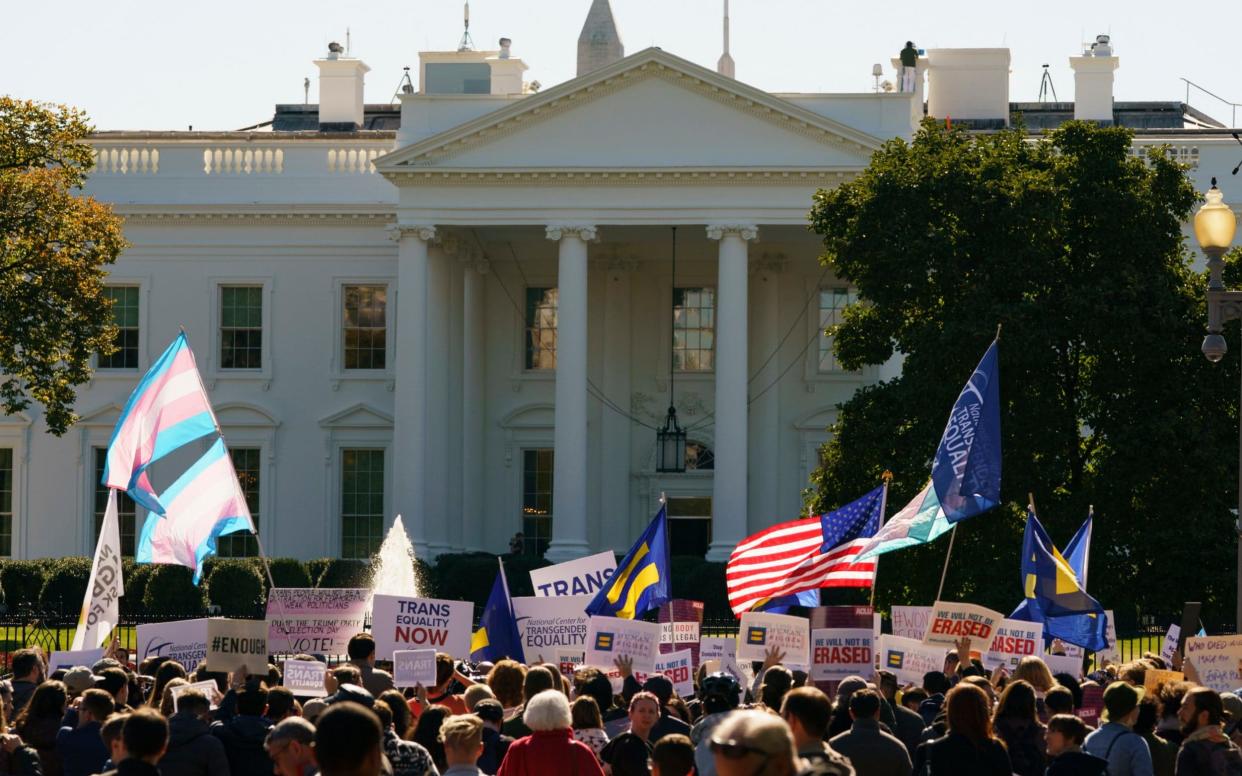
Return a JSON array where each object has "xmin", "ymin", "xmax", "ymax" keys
[
  {"xmin": 923, "ymin": 602, "xmax": 1003, "ymax": 647},
  {"xmin": 737, "ymin": 612, "xmax": 810, "ymax": 666},
  {"xmin": 370, "ymin": 594, "xmax": 474, "ymax": 659}
]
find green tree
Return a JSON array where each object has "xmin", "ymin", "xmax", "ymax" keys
[
  {"xmin": 0, "ymin": 97, "xmax": 126, "ymax": 434},
  {"xmin": 806, "ymin": 120, "xmax": 1238, "ymax": 624}
]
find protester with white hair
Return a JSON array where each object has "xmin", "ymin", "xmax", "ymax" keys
[
  {"xmin": 709, "ymin": 709, "xmax": 803, "ymax": 776},
  {"xmin": 496, "ymin": 689, "xmax": 604, "ymax": 776}
]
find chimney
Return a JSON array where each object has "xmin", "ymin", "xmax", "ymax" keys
[
  {"xmin": 315, "ymin": 43, "xmax": 370, "ymax": 131},
  {"xmin": 925, "ymin": 49, "xmax": 1011, "ymax": 127},
  {"xmin": 1070, "ymin": 35, "xmax": 1118, "ymax": 123},
  {"xmin": 489, "ymin": 38, "xmax": 529, "ymax": 95}
]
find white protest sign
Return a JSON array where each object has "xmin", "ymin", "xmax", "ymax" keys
[
  {"xmin": 585, "ymin": 616, "xmax": 661, "ymax": 674},
  {"xmin": 923, "ymin": 602, "xmax": 1003, "ymax": 647},
  {"xmin": 169, "ymin": 679, "xmax": 220, "ymax": 711},
  {"xmin": 512, "ymin": 595, "xmax": 591, "ymax": 659},
  {"xmin": 1101, "ymin": 610, "xmax": 1119, "ymax": 663},
  {"xmin": 553, "ymin": 647, "xmax": 585, "ymax": 678},
  {"xmin": 282, "ymin": 660, "xmax": 327, "ymax": 696},
  {"xmin": 1162, "ymin": 625, "xmax": 1181, "ymax": 665},
  {"xmin": 700, "ymin": 637, "xmax": 737, "ymax": 664},
  {"xmin": 879, "ymin": 635, "xmax": 946, "ymax": 687},
  {"xmin": 530, "ymin": 551, "xmax": 617, "ymax": 598},
  {"xmin": 370, "ymin": 595, "xmax": 474, "ymax": 659},
  {"xmin": 717, "ymin": 656, "xmax": 753, "ymax": 704},
  {"xmin": 137, "ymin": 618, "xmax": 209, "ymax": 668},
  {"xmin": 737, "ymin": 612, "xmax": 810, "ymax": 665},
  {"xmin": 985, "ymin": 620, "xmax": 1044, "ymax": 671},
  {"xmin": 650, "ymin": 649, "xmax": 694, "ymax": 698},
  {"xmin": 1044, "ymin": 654, "xmax": 1084, "ymax": 680},
  {"xmin": 892, "ymin": 606, "xmax": 932, "ymax": 640},
  {"xmin": 660, "ymin": 620, "xmax": 701, "ymax": 645},
  {"xmin": 266, "ymin": 588, "xmax": 369, "ymax": 655},
  {"xmin": 48, "ymin": 647, "xmax": 105, "ymax": 671},
  {"xmin": 810, "ymin": 628, "xmax": 875, "ymax": 683},
  {"xmin": 393, "ymin": 649, "xmax": 438, "ymax": 687},
  {"xmin": 206, "ymin": 619, "xmax": 269, "ymax": 674},
  {"xmin": 1185, "ymin": 636, "xmax": 1242, "ymax": 693}
]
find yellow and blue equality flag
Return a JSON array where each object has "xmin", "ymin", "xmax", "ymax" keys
[
  {"xmin": 584, "ymin": 505, "xmax": 671, "ymax": 619},
  {"xmin": 1011, "ymin": 509, "xmax": 1108, "ymax": 652},
  {"xmin": 470, "ymin": 559, "xmax": 525, "ymax": 663}
]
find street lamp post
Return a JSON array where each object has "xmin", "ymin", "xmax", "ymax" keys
[{"xmin": 1198, "ymin": 177, "xmax": 1240, "ymax": 629}]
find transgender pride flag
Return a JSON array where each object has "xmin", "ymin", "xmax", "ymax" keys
[
  {"xmin": 103, "ymin": 333, "xmax": 218, "ymax": 514},
  {"xmin": 136, "ymin": 438, "xmax": 254, "ymax": 582}
]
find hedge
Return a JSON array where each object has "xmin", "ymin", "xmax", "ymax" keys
[
  {"xmin": 317, "ymin": 558, "xmax": 372, "ymax": 589},
  {"xmin": 40, "ymin": 557, "xmax": 94, "ymax": 613},
  {"xmin": 142, "ymin": 565, "xmax": 205, "ymax": 614},
  {"xmin": 204, "ymin": 560, "xmax": 265, "ymax": 616},
  {"xmin": 266, "ymin": 557, "xmax": 312, "ymax": 589},
  {"xmin": 0, "ymin": 561, "xmax": 40, "ymax": 610},
  {"xmin": 122, "ymin": 561, "xmax": 152, "ymax": 615}
]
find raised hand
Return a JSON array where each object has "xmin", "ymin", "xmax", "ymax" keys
[
  {"xmin": 762, "ymin": 646, "xmax": 787, "ymax": 671},
  {"xmin": 614, "ymin": 655, "xmax": 634, "ymax": 679}
]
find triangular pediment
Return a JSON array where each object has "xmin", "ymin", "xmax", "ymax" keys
[
  {"xmin": 378, "ymin": 48, "xmax": 882, "ymax": 175},
  {"xmin": 77, "ymin": 403, "xmax": 124, "ymax": 427},
  {"xmin": 318, "ymin": 402, "xmax": 393, "ymax": 429}
]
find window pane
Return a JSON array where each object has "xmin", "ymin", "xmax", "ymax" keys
[
  {"xmin": 666, "ymin": 497, "xmax": 712, "ymax": 557},
  {"xmin": 98, "ymin": 286, "xmax": 140, "ymax": 370},
  {"xmin": 818, "ymin": 288, "xmax": 857, "ymax": 373},
  {"xmin": 343, "ymin": 285, "xmax": 388, "ymax": 371},
  {"xmin": 0, "ymin": 448, "xmax": 11, "ymax": 557},
  {"xmin": 520, "ymin": 449, "xmax": 554, "ymax": 555},
  {"xmin": 673, "ymin": 287, "xmax": 715, "ymax": 372},
  {"xmin": 342, "ymin": 449, "xmax": 385, "ymax": 559},
  {"xmin": 93, "ymin": 448, "xmax": 136, "ymax": 557},
  {"xmin": 220, "ymin": 286, "xmax": 263, "ymax": 370},
  {"xmin": 525, "ymin": 288, "xmax": 558, "ymax": 370},
  {"xmin": 217, "ymin": 447, "xmax": 260, "ymax": 557}
]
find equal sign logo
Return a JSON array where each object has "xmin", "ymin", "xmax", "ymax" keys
[
  {"xmin": 886, "ymin": 650, "xmax": 905, "ymax": 669},
  {"xmin": 595, "ymin": 632, "xmax": 615, "ymax": 651},
  {"xmin": 746, "ymin": 627, "xmax": 767, "ymax": 646}
]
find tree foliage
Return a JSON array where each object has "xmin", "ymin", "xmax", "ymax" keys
[
  {"xmin": 0, "ymin": 97, "xmax": 126, "ymax": 434},
  {"xmin": 807, "ymin": 120, "xmax": 1238, "ymax": 625}
]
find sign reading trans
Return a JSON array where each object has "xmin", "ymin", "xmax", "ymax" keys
[{"xmin": 530, "ymin": 552, "xmax": 617, "ymax": 598}]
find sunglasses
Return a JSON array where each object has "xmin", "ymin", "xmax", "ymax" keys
[{"xmin": 709, "ymin": 738, "xmax": 768, "ymax": 759}]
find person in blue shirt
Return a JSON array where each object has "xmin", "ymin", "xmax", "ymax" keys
[
  {"xmin": 1084, "ymin": 682, "xmax": 1154, "ymax": 776},
  {"xmin": 56, "ymin": 688, "xmax": 114, "ymax": 776}
]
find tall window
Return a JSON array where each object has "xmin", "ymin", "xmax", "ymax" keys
[
  {"xmin": 818, "ymin": 288, "xmax": 857, "ymax": 373},
  {"xmin": 521, "ymin": 449, "xmax": 553, "ymax": 556},
  {"xmin": 343, "ymin": 285, "xmax": 387, "ymax": 370},
  {"xmin": 220, "ymin": 285, "xmax": 263, "ymax": 370},
  {"xmin": 99, "ymin": 286, "xmax": 140, "ymax": 369},
  {"xmin": 93, "ymin": 448, "xmax": 136, "ymax": 556},
  {"xmin": 341, "ymin": 449, "xmax": 385, "ymax": 559},
  {"xmin": 524, "ymin": 288, "xmax": 558, "ymax": 370},
  {"xmin": 673, "ymin": 288, "xmax": 715, "ymax": 371},
  {"xmin": 0, "ymin": 449, "xmax": 12, "ymax": 557},
  {"xmin": 217, "ymin": 447, "xmax": 259, "ymax": 557},
  {"xmin": 667, "ymin": 497, "xmax": 712, "ymax": 557}
]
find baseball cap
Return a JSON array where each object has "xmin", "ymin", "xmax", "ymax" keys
[
  {"xmin": 1102, "ymin": 681, "xmax": 1143, "ymax": 722},
  {"xmin": 63, "ymin": 667, "xmax": 103, "ymax": 696}
]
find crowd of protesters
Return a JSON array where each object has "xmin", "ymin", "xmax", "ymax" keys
[{"xmin": 0, "ymin": 631, "xmax": 1236, "ymax": 775}]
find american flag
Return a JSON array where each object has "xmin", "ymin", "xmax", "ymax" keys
[{"xmin": 726, "ymin": 485, "xmax": 885, "ymax": 616}]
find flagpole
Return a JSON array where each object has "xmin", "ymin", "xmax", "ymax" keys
[
  {"xmin": 935, "ymin": 526, "xmax": 957, "ymax": 602},
  {"xmin": 870, "ymin": 471, "xmax": 893, "ymax": 609}
]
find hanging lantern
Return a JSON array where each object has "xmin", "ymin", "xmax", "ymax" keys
[{"xmin": 656, "ymin": 404, "xmax": 687, "ymax": 473}]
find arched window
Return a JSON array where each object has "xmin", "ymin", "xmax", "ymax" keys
[{"xmin": 685, "ymin": 441, "xmax": 714, "ymax": 471}]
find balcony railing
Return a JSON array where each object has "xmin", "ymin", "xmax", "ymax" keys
[{"xmin": 88, "ymin": 138, "xmax": 393, "ymax": 178}]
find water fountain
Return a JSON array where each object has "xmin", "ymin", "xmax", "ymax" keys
[{"xmin": 368, "ymin": 514, "xmax": 421, "ymax": 610}]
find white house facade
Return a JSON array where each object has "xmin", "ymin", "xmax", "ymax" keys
[{"xmin": 7, "ymin": 8, "xmax": 1240, "ymax": 564}]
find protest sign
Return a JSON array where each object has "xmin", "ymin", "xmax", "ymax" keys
[
  {"xmin": 811, "ymin": 606, "xmax": 874, "ymax": 630},
  {"xmin": 658, "ymin": 600, "xmax": 704, "ymax": 666},
  {"xmin": 699, "ymin": 637, "xmax": 736, "ymax": 665},
  {"xmin": 1161, "ymin": 625, "xmax": 1181, "ymax": 665},
  {"xmin": 48, "ymin": 648, "xmax": 104, "ymax": 671},
  {"xmin": 282, "ymin": 660, "xmax": 327, "ymax": 696},
  {"xmin": 1185, "ymin": 635, "xmax": 1242, "ymax": 693},
  {"xmin": 170, "ymin": 679, "xmax": 220, "ymax": 711},
  {"xmin": 393, "ymin": 650, "xmax": 438, "ymax": 687},
  {"xmin": 1178, "ymin": 602, "xmax": 1202, "ymax": 657},
  {"xmin": 878, "ymin": 635, "xmax": 945, "ymax": 687},
  {"xmin": 985, "ymin": 620, "xmax": 1044, "ymax": 671},
  {"xmin": 737, "ymin": 612, "xmax": 810, "ymax": 665},
  {"xmin": 1144, "ymin": 669, "xmax": 1185, "ymax": 693},
  {"xmin": 137, "ymin": 618, "xmax": 209, "ymax": 668},
  {"xmin": 512, "ymin": 595, "xmax": 591, "ymax": 660},
  {"xmin": 810, "ymin": 629, "xmax": 874, "ymax": 683},
  {"xmin": 1101, "ymin": 610, "xmax": 1120, "ymax": 663},
  {"xmin": 923, "ymin": 602, "xmax": 1003, "ymax": 647},
  {"xmin": 1079, "ymin": 684, "xmax": 1105, "ymax": 728},
  {"xmin": 553, "ymin": 647, "xmax": 585, "ymax": 678},
  {"xmin": 266, "ymin": 588, "xmax": 369, "ymax": 655},
  {"xmin": 530, "ymin": 551, "xmax": 617, "ymax": 598},
  {"xmin": 1043, "ymin": 654, "xmax": 1084, "ymax": 679},
  {"xmin": 660, "ymin": 621, "xmax": 701, "ymax": 646},
  {"xmin": 206, "ymin": 619, "xmax": 269, "ymax": 674},
  {"xmin": 370, "ymin": 594, "xmax": 473, "ymax": 659},
  {"xmin": 654, "ymin": 649, "xmax": 694, "ymax": 698},
  {"xmin": 892, "ymin": 606, "xmax": 932, "ymax": 640},
  {"xmin": 585, "ymin": 616, "xmax": 661, "ymax": 674}
]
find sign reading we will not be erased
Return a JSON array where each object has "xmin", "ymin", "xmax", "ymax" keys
[{"xmin": 923, "ymin": 602, "xmax": 1003, "ymax": 648}]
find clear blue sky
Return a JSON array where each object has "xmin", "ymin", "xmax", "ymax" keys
[{"xmin": 9, "ymin": 0, "xmax": 1239, "ymax": 131}]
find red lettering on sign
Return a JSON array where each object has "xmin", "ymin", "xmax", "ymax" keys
[{"xmin": 393, "ymin": 626, "xmax": 448, "ymax": 646}]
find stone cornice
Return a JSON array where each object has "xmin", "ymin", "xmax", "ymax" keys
[
  {"xmin": 546, "ymin": 225, "xmax": 599, "ymax": 242},
  {"xmin": 387, "ymin": 224, "xmax": 437, "ymax": 242},
  {"xmin": 115, "ymin": 208, "xmax": 394, "ymax": 225},
  {"xmin": 706, "ymin": 224, "xmax": 759, "ymax": 241},
  {"xmin": 381, "ymin": 167, "xmax": 861, "ymax": 186}
]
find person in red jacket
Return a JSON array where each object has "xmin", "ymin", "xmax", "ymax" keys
[{"xmin": 496, "ymin": 690, "xmax": 604, "ymax": 776}]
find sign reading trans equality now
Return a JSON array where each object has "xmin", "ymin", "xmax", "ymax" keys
[{"xmin": 530, "ymin": 551, "xmax": 617, "ymax": 597}]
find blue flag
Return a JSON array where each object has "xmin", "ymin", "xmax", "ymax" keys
[
  {"xmin": 753, "ymin": 590, "xmax": 820, "ymax": 614},
  {"xmin": 470, "ymin": 560, "xmax": 525, "ymax": 663},
  {"xmin": 933, "ymin": 340, "xmax": 1001, "ymax": 524},
  {"xmin": 585, "ymin": 506, "xmax": 671, "ymax": 619},
  {"xmin": 1012, "ymin": 510, "xmax": 1108, "ymax": 651},
  {"xmin": 1061, "ymin": 513, "xmax": 1092, "ymax": 586}
]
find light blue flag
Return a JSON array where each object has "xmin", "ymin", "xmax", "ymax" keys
[
  {"xmin": 934, "ymin": 340, "xmax": 1002, "ymax": 524},
  {"xmin": 753, "ymin": 590, "xmax": 820, "ymax": 614}
]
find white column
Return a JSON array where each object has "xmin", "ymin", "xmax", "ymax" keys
[
  {"xmin": 706, "ymin": 224, "xmax": 758, "ymax": 562},
  {"xmin": 425, "ymin": 244, "xmax": 452, "ymax": 557},
  {"xmin": 544, "ymin": 225, "xmax": 596, "ymax": 562},
  {"xmin": 392, "ymin": 225, "xmax": 435, "ymax": 558},
  {"xmin": 460, "ymin": 254, "xmax": 489, "ymax": 552},
  {"xmin": 749, "ymin": 255, "xmax": 783, "ymax": 532},
  {"xmin": 599, "ymin": 255, "xmax": 635, "ymax": 552}
]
